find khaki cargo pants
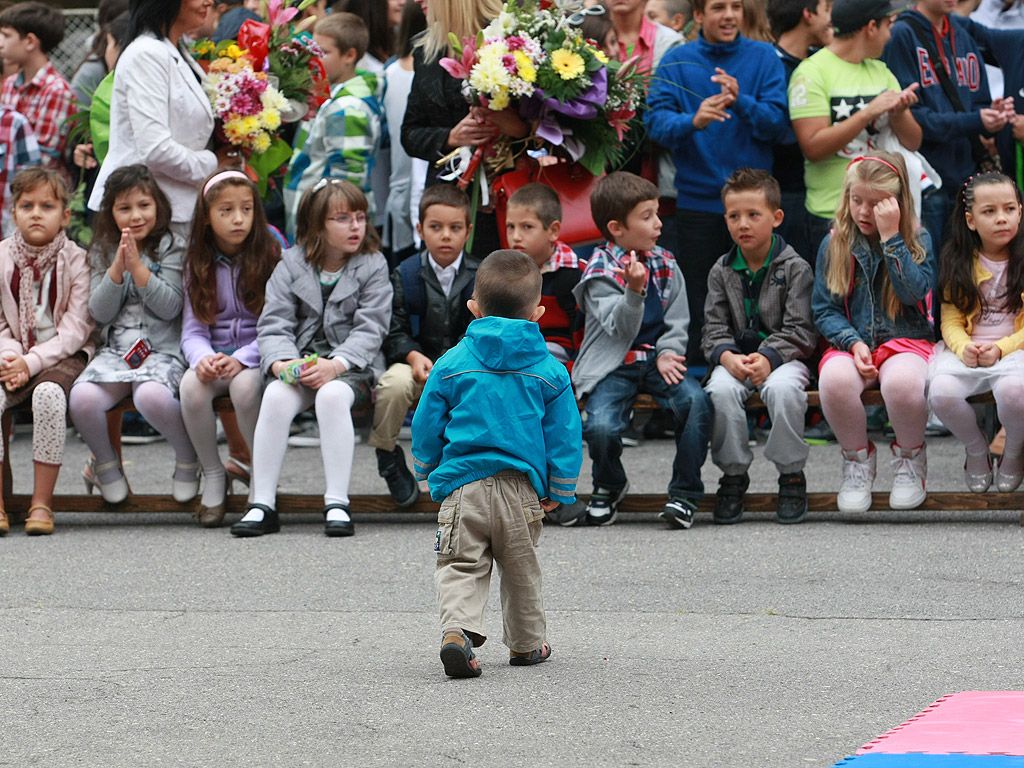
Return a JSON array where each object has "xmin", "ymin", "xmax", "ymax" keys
[{"xmin": 434, "ymin": 470, "xmax": 547, "ymax": 653}]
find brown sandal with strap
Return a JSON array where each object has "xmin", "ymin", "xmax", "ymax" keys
[
  {"xmin": 0, "ymin": 508, "xmax": 8, "ymax": 536},
  {"xmin": 24, "ymin": 504, "xmax": 54, "ymax": 536}
]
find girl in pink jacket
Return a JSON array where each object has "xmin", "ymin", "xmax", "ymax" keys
[{"xmin": 0, "ymin": 168, "xmax": 96, "ymax": 535}]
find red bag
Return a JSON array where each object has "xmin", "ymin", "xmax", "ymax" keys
[{"xmin": 493, "ymin": 158, "xmax": 603, "ymax": 248}]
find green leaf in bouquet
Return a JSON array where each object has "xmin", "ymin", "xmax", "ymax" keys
[
  {"xmin": 248, "ymin": 136, "xmax": 293, "ymax": 197},
  {"xmin": 216, "ymin": 39, "xmax": 238, "ymax": 55}
]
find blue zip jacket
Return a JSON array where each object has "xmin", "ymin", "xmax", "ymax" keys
[
  {"xmin": 812, "ymin": 229, "xmax": 935, "ymax": 352},
  {"xmin": 646, "ymin": 32, "xmax": 788, "ymax": 213},
  {"xmin": 882, "ymin": 10, "xmax": 992, "ymax": 188},
  {"xmin": 411, "ymin": 315, "xmax": 583, "ymax": 504}
]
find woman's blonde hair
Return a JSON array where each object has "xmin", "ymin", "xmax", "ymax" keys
[
  {"xmin": 416, "ymin": 0, "xmax": 504, "ymax": 61},
  {"xmin": 824, "ymin": 151, "xmax": 927, "ymax": 319}
]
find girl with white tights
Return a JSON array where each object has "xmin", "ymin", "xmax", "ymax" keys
[
  {"xmin": 178, "ymin": 171, "xmax": 280, "ymax": 527},
  {"xmin": 230, "ymin": 179, "xmax": 391, "ymax": 538},
  {"xmin": 929, "ymin": 172, "xmax": 1024, "ymax": 493}
]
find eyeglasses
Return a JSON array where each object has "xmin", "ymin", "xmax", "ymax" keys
[{"xmin": 326, "ymin": 213, "xmax": 367, "ymax": 227}]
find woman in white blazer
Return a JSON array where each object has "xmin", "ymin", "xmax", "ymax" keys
[{"xmin": 89, "ymin": 0, "xmax": 220, "ymax": 235}]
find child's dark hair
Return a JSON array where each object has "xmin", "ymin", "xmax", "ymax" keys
[
  {"xmin": 721, "ymin": 167, "xmax": 782, "ymax": 211},
  {"xmin": 0, "ymin": 1, "xmax": 64, "ymax": 53},
  {"xmin": 331, "ymin": 0, "xmax": 393, "ymax": 61},
  {"xmin": 508, "ymin": 183, "xmax": 562, "ymax": 229},
  {"xmin": 10, "ymin": 166, "xmax": 69, "ymax": 208},
  {"xmin": 590, "ymin": 171, "xmax": 659, "ymax": 241},
  {"xmin": 396, "ymin": 0, "xmax": 426, "ymax": 58},
  {"xmin": 765, "ymin": 0, "xmax": 819, "ymax": 38},
  {"xmin": 418, "ymin": 184, "xmax": 471, "ymax": 225},
  {"xmin": 186, "ymin": 171, "xmax": 282, "ymax": 326},
  {"xmin": 295, "ymin": 178, "xmax": 380, "ymax": 268},
  {"xmin": 578, "ymin": 7, "xmax": 613, "ymax": 49},
  {"xmin": 940, "ymin": 171, "xmax": 1024, "ymax": 318},
  {"xmin": 473, "ymin": 249, "xmax": 542, "ymax": 319},
  {"xmin": 92, "ymin": 164, "xmax": 172, "ymax": 264},
  {"xmin": 314, "ymin": 11, "xmax": 369, "ymax": 61}
]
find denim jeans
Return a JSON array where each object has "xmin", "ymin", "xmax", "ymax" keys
[{"xmin": 583, "ymin": 357, "xmax": 712, "ymax": 501}]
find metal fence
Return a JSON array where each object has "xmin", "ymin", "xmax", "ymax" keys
[{"xmin": 51, "ymin": 9, "xmax": 98, "ymax": 83}]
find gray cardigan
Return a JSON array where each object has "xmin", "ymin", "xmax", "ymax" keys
[
  {"xmin": 570, "ymin": 245, "xmax": 689, "ymax": 398},
  {"xmin": 257, "ymin": 245, "xmax": 392, "ymax": 379},
  {"xmin": 701, "ymin": 238, "xmax": 818, "ymax": 370},
  {"xmin": 88, "ymin": 232, "xmax": 186, "ymax": 360}
]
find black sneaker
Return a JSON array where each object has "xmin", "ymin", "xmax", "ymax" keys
[
  {"xmin": 777, "ymin": 471, "xmax": 808, "ymax": 524},
  {"xmin": 545, "ymin": 498, "xmax": 588, "ymax": 527},
  {"xmin": 586, "ymin": 481, "xmax": 629, "ymax": 526},
  {"xmin": 659, "ymin": 497, "xmax": 697, "ymax": 529},
  {"xmin": 713, "ymin": 473, "xmax": 749, "ymax": 525},
  {"xmin": 376, "ymin": 446, "xmax": 419, "ymax": 508}
]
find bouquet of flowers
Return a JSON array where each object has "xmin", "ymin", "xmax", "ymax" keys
[
  {"xmin": 440, "ymin": 0, "xmax": 647, "ymax": 179},
  {"xmin": 191, "ymin": 0, "xmax": 331, "ymax": 195}
]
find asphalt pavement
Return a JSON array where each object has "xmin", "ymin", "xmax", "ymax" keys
[{"xmin": 1, "ymin": 425, "xmax": 1022, "ymax": 767}]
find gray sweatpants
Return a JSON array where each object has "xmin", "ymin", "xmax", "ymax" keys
[{"xmin": 704, "ymin": 360, "xmax": 810, "ymax": 476}]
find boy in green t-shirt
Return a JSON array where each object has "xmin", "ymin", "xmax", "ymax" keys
[{"xmin": 788, "ymin": 0, "xmax": 921, "ymax": 257}]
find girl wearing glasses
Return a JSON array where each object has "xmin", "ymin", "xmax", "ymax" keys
[{"xmin": 231, "ymin": 179, "xmax": 392, "ymax": 538}]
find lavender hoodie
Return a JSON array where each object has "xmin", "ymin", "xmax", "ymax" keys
[{"xmin": 181, "ymin": 255, "xmax": 260, "ymax": 369}]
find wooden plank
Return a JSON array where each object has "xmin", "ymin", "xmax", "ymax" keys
[
  {"xmin": 632, "ymin": 391, "xmax": 995, "ymax": 410},
  {"xmin": 6, "ymin": 492, "xmax": 1020, "ymax": 517}
]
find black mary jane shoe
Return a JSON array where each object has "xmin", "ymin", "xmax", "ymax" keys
[
  {"xmin": 230, "ymin": 503, "xmax": 280, "ymax": 537},
  {"xmin": 323, "ymin": 503, "xmax": 354, "ymax": 537}
]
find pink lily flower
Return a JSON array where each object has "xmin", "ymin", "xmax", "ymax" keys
[{"xmin": 267, "ymin": 0, "xmax": 299, "ymax": 28}]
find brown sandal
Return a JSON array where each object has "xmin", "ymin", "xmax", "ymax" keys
[
  {"xmin": 0, "ymin": 508, "xmax": 8, "ymax": 536},
  {"xmin": 24, "ymin": 504, "xmax": 54, "ymax": 536}
]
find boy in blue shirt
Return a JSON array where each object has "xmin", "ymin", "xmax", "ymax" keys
[
  {"xmin": 572, "ymin": 172, "xmax": 712, "ymax": 529},
  {"xmin": 412, "ymin": 250, "xmax": 582, "ymax": 679}
]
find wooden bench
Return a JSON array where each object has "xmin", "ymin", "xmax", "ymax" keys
[{"xmin": 2, "ymin": 391, "xmax": 1020, "ymax": 524}]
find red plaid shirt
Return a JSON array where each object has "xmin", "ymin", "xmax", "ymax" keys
[{"xmin": 1, "ymin": 62, "xmax": 73, "ymax": 184}]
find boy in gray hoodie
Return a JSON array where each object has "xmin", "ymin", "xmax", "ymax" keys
[
  {"xmin": 572, "ymin": 172, "xmax": 712, "ymax": 530},
  {"xmin": 702, "ymin": 168, "xmax": 818, "ymax": 525}
]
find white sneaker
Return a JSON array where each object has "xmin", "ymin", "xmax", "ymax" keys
[
  {"xmin": 889, "ymin": 443, "xmax": 927, "ymax": 509},
  {"xmin": 838, "ymin": 443, "xmax": 876, "ymax": 512}
]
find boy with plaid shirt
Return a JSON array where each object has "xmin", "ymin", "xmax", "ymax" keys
[
  {"xmin": 0, "ymin": 2, "xmax": 72, "ymax": 186},
  {"xmin": 572, "ymin": 172, "xmax": 712, "ymax": 529},
  {"xmin": 283, "ymin": 12, "xmax": 384, "ymax": 241},
  {"xmin": 0, "ymin": 105, "xmax": 40, "ymax": 238}
]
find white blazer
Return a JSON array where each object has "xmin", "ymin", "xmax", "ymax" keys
[{"xmin": 89, "ymin": 34, "xmax": 217, "ymax": 223}]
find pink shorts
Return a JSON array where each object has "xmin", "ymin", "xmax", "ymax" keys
[{"xmin": 818, "ymin": 337, "xmax": 934, "ymax": 376}]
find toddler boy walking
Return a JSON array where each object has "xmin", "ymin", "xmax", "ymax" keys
[
  {"xmin": 412, "ymin": 250, "xmax": 582, "ymax": 679},
  {"xmin": 702, "ymin": 168, "xmax": 818, "ymax": 524}
]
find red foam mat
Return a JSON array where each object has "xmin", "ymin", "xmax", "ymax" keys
[{"xmin": 857, "ymin": 692, "xmax": 1024, "ymax": 757}]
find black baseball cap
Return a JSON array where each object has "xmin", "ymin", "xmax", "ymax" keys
[{"xmin": 831, "ymin": 0, "xmax": 911, "ymax": 35}]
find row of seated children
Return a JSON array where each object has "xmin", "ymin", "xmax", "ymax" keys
[
  {"xmin": 0, "ymin": 164, "xmax": 395, "ymax": 537},
  {"xmin": 570, "ymin": 153, "xmax": 1024, "ymax": 531}
]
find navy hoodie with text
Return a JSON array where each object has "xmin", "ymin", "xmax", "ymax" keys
[{"xmin": 882, "ymin": 9, "xmax": 992, "ymax": 188}]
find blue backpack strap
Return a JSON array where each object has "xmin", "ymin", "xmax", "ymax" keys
[{"xmin": 399, "ymin": 253, "xmax": 426, "ymax": 338}]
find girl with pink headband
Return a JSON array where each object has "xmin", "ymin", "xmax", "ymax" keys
[
  {"xmin": 811, "ymin": 149, "xmax": 936, "ymax": 513},
  {"xmin": 178, "ymin": 170, "xmax": 281, "ymax": 527}
]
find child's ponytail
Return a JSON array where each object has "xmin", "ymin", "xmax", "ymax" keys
[{"xmin": 940, "ymin": 172, "xmax": 1024, "ymax": 317}]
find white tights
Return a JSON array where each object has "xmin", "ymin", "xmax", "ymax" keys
[
  {"xmin": 246, "ymin": 379, "xmax": 357, "ymax": 515},
  {"xmin": 930, "ymin": 372, "xmax": 1024, "ymax": 471}
]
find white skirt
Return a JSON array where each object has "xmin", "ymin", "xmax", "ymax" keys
[{"xmin": 928, "ymin": 342, "xmax": 1024, "ymax": 397}]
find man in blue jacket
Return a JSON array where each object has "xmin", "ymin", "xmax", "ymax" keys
[
  {"xmin": 646, "ymin": 0, "xmax": 788, "ymax": 365},
  {"xmin": 883, "ymin": 0, "xmax": 1016, "ymax": 248}
]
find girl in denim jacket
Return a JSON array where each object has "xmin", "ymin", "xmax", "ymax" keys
[
  {"xmin": 929, "ymin": 172, "xmax": 1024, "ymax": 494},
  {"xmin": 231, "ymin": 180, "xmax": 392, "ymax": 539},
  {"xmin": 811, "ymin": 152, "xmax": 935, "ymax": 513}
]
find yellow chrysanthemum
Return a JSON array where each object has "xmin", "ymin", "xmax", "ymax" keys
[
  {"xmin": 550, "ymin": 49, "xmax": 585, "ymax": 81},
  {"xmin": 594, "ymin": 49, "xmax": 608, "ymax": 64},
  {"xmin": 225, "ymin": 44, "xmax": 247, "ymax": 60},
  {"xmin": 513, "ymin": 50, "xmax": 536, "ymax": 83},
  {"xmin": 489, "ymin": 88, "xmax": 510, "ymax": 111},
  {"xmin": 252, "ymin": 132, "xmax": 271, "ymax": 153}
]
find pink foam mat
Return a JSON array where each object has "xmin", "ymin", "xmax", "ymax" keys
[{"xmin": 857, "ymin": 692, "xmax": 1024, "ymax": 756}]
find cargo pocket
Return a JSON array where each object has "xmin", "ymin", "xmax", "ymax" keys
[
  {"xmin": 523, "ymin": 496, "xmax": 545, "ymax": 547},
  {"xmin": 434, "ymin": 490, "xmax": 461, "ymax": 557}
]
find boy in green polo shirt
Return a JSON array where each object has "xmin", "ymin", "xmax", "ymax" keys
[{"xmin": 702, "ymin": 168, "xmax": 818, "ymax": 525}]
